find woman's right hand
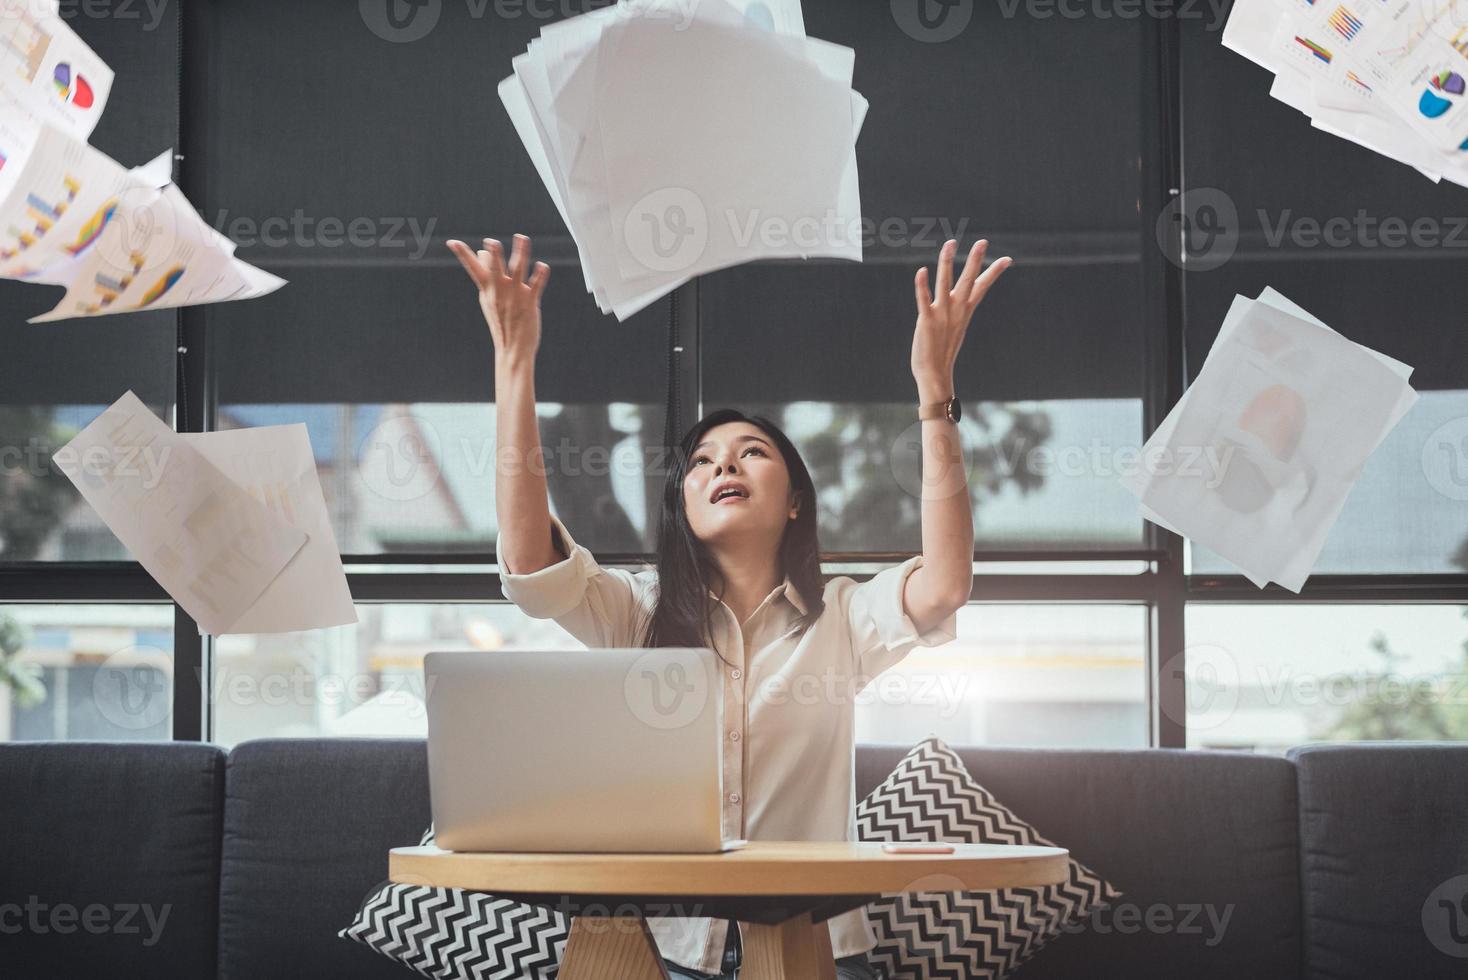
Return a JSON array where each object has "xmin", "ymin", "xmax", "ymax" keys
[{"xmin": 447, "ymin": 233, "xmax": 550, "ymax": 367}]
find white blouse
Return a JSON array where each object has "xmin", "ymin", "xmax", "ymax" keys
[{"xmin": 495, "ymin": 513, "xmax": 959, "ymax": 974}]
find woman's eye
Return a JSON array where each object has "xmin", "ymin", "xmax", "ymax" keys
[{"xmin": 692, "ymin": 447, "xmax": 761, "ymax": 466}]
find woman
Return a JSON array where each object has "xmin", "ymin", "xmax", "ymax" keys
[{"xmin": 447, "ymin": 233, "xmax": 1010, "ymax": 980}]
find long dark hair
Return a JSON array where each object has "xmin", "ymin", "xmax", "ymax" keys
[{"xmin": 640, "ymin": 408, "xmax": 826, "ymax": 652}]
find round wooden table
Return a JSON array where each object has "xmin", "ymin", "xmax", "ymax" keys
[{"xmin": 390, "ymin": 841, "xmax": 1069, "ymax": 980}]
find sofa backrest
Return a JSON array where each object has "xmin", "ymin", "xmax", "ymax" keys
[
  {"xmin": 0, "ymin": 741, "xmax": 227, "ymax": 980},
  {"xmin": 1289, "ymin": 743, "xmax": 1468, "ymax": 980},
  {"xmin": 857, "ymin": 744, "xmax": 1304, "ymax": 980},
  {"xmin": 216, "ymin": 738, "xmax": 429, "ymax": 980},
  {"xmin": 15, "ymin": 737, "xmax": 1466, "ymax": 980}
]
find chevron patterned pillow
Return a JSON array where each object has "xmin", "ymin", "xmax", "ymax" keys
[
  {"xmin": 856, "ymin": 736, "xmax": 1121, "ymax": 980},
  {"xmin": 338, "ymin": 825, "xmax": 569, "ymax": 980}
]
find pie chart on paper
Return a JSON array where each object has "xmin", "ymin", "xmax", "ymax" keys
[
  {"xmin": 1419, "ymin": 69, "xmax": 1465, "ymax": 118},
  {"xmin": 52, "ymin": 63, "xmax": 95, "ymax": 109}
]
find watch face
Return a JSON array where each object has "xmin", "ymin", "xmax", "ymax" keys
[{"xmin": 948, "ymin": 397, "xmax": 962, "ymax": 423}]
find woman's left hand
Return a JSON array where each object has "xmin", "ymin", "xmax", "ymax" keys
[{"xmin": 911, "ymin": 238, "xmax": 1011, "ymax": 397}]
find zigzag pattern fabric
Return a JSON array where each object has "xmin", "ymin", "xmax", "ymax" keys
[
  {"xmin": 338, "ymin": 824, "xmax": 570, "ymax": 980},
  {"xmin": 854, "ymin": 736, "xmax": 1121, "ymax": 980}
]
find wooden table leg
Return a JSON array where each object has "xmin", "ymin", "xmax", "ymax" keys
[
  {"xmin": 739, "ymin": 913, "xmax": 838, "ymax": 980},
  {"xmin": 557, "ymin": 915, "xmax": 669, "ymax": 980}
]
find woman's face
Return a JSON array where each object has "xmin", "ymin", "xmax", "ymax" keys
[{"xmin": 681, "ymin": 421, "xmax": 799, "ymax": 547}]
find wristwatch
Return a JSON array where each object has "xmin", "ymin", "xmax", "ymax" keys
[{"xmin": 918, "ymin": 394, "xmax": 962, "ymax": 423}]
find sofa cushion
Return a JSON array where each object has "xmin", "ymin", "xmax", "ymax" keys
[
  {"xmin": 217, "ymin": 738, "xmax": 430, "ymax": 980},
  {"xmin": 857, "ymin": 735, "xmax": 1121, "ymax": 980},
  {"xmin": 339, "ymin": 823, "xmax": 569, "ymax": 980},
  {"xmin": 857, "ymin": 743, "xmax": 1302, "ymax": 980},
  {"xmin": 1290, "ymin": 742, "xmax": 1468, "ymax": 979},
  {"xmin": 0, "ymin": 741, "xmax": 225, "ymax": 980}
]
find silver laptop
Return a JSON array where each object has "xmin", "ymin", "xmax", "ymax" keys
[{"xmin": 424, "ymin": 649, "xmax": 746, "ymax": 853}]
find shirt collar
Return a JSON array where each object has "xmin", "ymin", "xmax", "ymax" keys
[
  {"xmin": 780, "ymin": 575, "xmax": 809, "ymax": 616},
  {"xmin": 706, "ymin": 575, "xmax": 809, "ymax": 618}
]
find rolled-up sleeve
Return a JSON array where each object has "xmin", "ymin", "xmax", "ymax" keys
[
  {"xmin": 841, "ymin": 554, "xmax": 960, "ymax": 679},
  {"xmin": 495, "ymin": 513, "xmax": 652, "ymax": 649}
]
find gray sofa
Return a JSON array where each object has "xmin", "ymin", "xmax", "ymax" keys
[{"xmin": 1, "ymin": 739, "xmax": 1464, "ymax": 979}]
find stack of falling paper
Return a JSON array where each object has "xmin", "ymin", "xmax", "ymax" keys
[
  {"xmin": 498, "ymin": 0, "xmax": 866, "ymax": 320},
  {"xmin": 1121, "ymin": 288, "xmax": 1418, "ymax": 592},
  {"xmin": 1223, "ymin": 0, "xmax": 1468, "ymax": 186},
  {"xmin": 52, "ymin": 392, "xmax": 357, "ymax": 635},
  {"xmin": 0, "ymin": 0, "xmax": 284, "ymax": 321}
]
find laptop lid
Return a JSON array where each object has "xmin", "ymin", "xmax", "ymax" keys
[{"xmin": 424, "ymin": 648, "xmax": 730, "ymax": 853}]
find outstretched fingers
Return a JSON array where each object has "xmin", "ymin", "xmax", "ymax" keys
[
  {"xmin": 954, "ymin": 239, "xmax": 988, "ymax": 298},
  {"xmin": 528, "ymin": 260, "xmax": 551, "ymax": 300},
  {"xmin": 934, "ymin": 239, "xmax": 956, "ymax": 297},
  {"xmin": 483, "ymin": 238, "xmax": 509, "ymax": 281},
  {"xmin": 914, "ymin": 265, "xmax": 933, "ymax": 313},
  {"xmin": 508, "ymin": 233, "xmax": 532, "ymax": 283},
  {"xmin": 967, "ymin": 255, "xmax": 1013, "ymax": 308},
  {"xmin": 446, "ymin": 239, "xmax": 490, "ymax": 290}
]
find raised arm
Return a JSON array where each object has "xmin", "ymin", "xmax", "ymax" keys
[
  {"xmin": 904, "ymin": 238, "xmax": 1012, "ymax": 632},
  {"xmin": 447, "ymin": 233, "xmax": 557, "ymax": 575}
]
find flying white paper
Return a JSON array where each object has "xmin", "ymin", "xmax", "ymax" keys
[
  {"xmin": 182, "ymin": 424, "xmax": 357, "ymax": 636},
  {"xmin": 52, "ymin": 392, "xmax": 308, "ymax": 634},
  {"xmin": 0, "ymin": 24, "xmax": 286, "ymax": 319},
  {"xmin": 594, "ymin": 15, "xmax": 859, "ymax": 281},
  {"xmin": 26, "ymin": 182, "xmax": 285, "ymax": 321},
  {"xmin": 0, "ymin": 120, "xmax": 130, "ymax": 281},
  {"xmin": 1122, "ymin": 289, "xmax": 1418, "ymax": 591},
  {"xmin": 498, "ymin": 0, "xmax": 866, "ymax": 320},
  {"xmin": 0, "ymin": 0, "xmax": 114, "ymax": 139},
  {"xmin": 1223, "ymin": 0, "xmax": 1468, "ymax": 186}
]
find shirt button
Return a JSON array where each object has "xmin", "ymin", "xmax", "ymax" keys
[
  {"xmin": 728, "ymin": 793, "xmax": 741, "ymax": 804},
  {"xmin": 729, "ymin": 731, "xmax": 740, "ymax": 741},
  {"xmin": 730, "ymin": 669, "xmax": 742, "ymax": 679}
]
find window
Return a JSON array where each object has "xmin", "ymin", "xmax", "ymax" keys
[
  {"xmin": 2, "ymin": 3, "xmax": 1463, "ymax": 751},
  {"xmin": 0, "ymin": 399, "xmax": 179, "ymax": 562},
  {"xmin": 0, "ymin": 0, "xmax": 178, "ymax": 562},
  {"xmin": 200, "ymin": 1, "xmax": 675, "ymax": 557},
  {"xmin": 0, "ymin": 605, "xmax": 174, "ymax": 742},
  {"xmin": 1182, "ymin": 604, "xmax": 1468, "ymax": 753},
  {"xmin": 1180, "ymin": 16, "xmax": 1468, "ymax": 575},
  {"xmin": 855, "ymin": 603, "xmax": 1148, "ymax": 749},
  {"xmin": 211, "ymin": 601, "xmax": 582, "ymax": 746},
  {"xmin": 214, "ymin": 401, "xmax": 666, "ymax": 556}
]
